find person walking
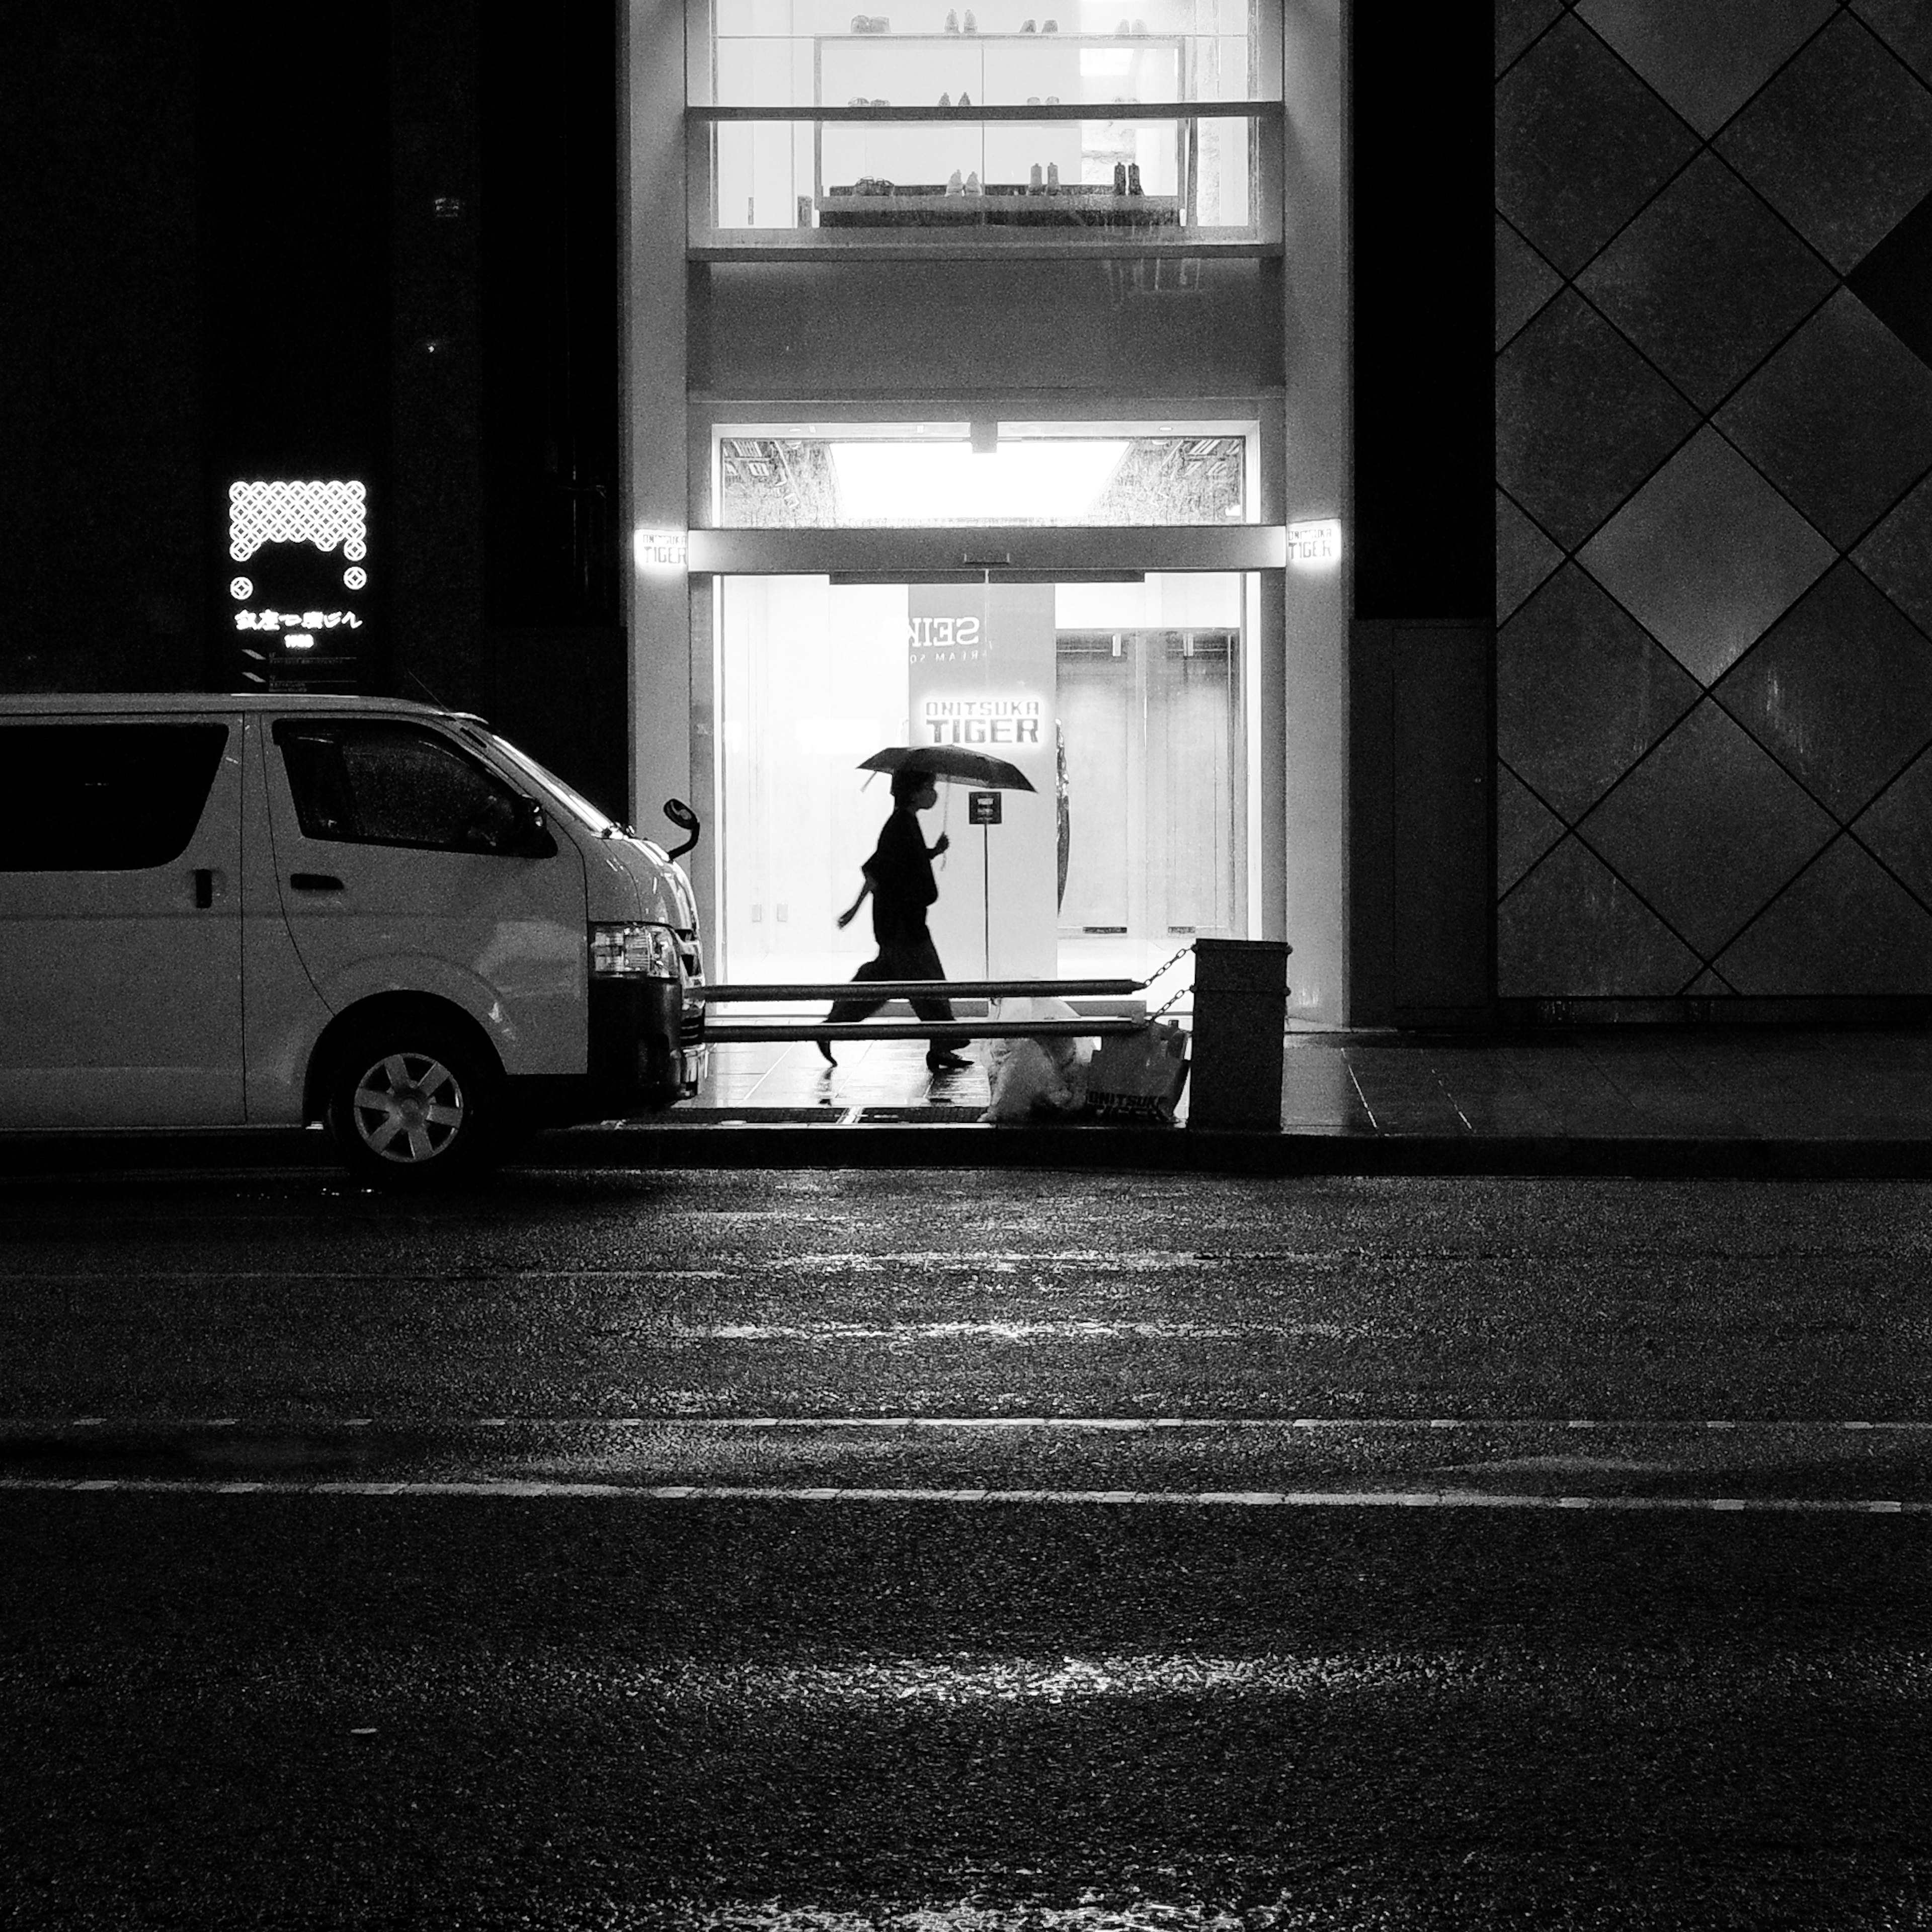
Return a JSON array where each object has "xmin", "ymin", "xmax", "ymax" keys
[{"xmin": 818, "ymin": 767, "xmax": 972, "ymax": 1071}]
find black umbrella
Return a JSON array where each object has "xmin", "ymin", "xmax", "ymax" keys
[{"xmin": 857, "ymin": 744, "xmax": 1036, "ymax": 791}]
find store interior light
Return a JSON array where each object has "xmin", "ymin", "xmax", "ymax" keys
[{"xmin": 829, "ymin": 439, "xmax": 1129, "ymax": 522}]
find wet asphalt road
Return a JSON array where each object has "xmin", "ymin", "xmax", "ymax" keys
[{"xmin": 6, "ymin": 1165, "xmax": 1932, "ymax": 1928}]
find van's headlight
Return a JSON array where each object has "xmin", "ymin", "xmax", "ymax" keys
[{"xmin": 589, "ymin": 921, "xmax": 681, "ymax": 978}]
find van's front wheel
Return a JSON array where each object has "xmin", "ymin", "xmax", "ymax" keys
[{"xmin": 325, "ymin": 1025, "xmax": 502, "ymax": 1188}]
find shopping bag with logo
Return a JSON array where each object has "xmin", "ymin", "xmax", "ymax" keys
[{"xmin": 1085, "ymin": 1019, "xmax": 1190, "ymax": 1122}]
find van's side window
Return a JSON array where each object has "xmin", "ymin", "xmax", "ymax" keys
[
  {"xmin": 0, "ymin": 723, "xmax": 228, "ymax": 872},
  {"xmin": 274, "ymin": 721, "xmax": 528, "ymax": 854}
]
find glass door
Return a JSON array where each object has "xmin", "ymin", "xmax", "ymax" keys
[{"xmin": 715, "ymin": 571, "xmax": 1250, "ymax": 995}]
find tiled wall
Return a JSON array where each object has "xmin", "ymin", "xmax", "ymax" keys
[{"xmin": 1495, "ymin": 1, "xmax": 1932, "ymax": 1000}]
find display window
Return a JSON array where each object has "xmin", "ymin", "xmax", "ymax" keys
[
  {"xmin": 698, "ymin": 0, "xmax": 1269, "ymax": 107},
  {"xmin": 712, "ymin": 419, "xmax": 1256, "ymax": 526},
  {"xmin": 688, "ymin": 1, "xmax": 1277, "ymax": 250},
  {"xmin": 714, "ymin": 572, "xmax": 1253, "ymax": 993}
]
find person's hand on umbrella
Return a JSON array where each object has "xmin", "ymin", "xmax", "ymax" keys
[{"xmin": 930, "ymin": 832, "xmax": 950, "ymax": 857}]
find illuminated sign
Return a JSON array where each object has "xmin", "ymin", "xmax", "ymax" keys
[
  {"xmin": 1286, "ymin": 518, "xmax": 1342, "ymax": 567},
  {"xmin": 229, "ymin": 480, "xmax": 367, "ymax": 562},
  {"xmin": 920, "ymin": 695, "xmax": 1041, "ymax": 746},
  {"xmin": 227, "ymin": 479, "xmax": 372, "ymax": 679},
  {"xmin": 634, "ymin": 528, "xmax": 687, "ymax": 571}
]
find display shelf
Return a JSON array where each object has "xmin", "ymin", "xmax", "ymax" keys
[{"xmin": 818, "ymin": 184, "xmax": 1183, "ymax": 229}]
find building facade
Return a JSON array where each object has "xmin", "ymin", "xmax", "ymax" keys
[{"xmin": 93, "ymin": 5, "xmax": 1932, "ymax": 1031}]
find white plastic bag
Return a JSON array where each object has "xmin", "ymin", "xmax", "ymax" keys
[{"xmin": 977, "ymin": 998, "xmax": 1095, "ymax": 1123}]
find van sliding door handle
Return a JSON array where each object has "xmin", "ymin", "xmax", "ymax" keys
[
  {"xmin": 289, "ymin": 873, "xmax": 345, "ymax": 893},
  {"xmin": 193, "ymin": 868, "xmax": 214, "ymax": 909}
]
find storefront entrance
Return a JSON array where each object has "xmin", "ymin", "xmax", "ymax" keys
[{"xmin": 714, "ymin": 571, "xmax": 1253, "ymax": 992}]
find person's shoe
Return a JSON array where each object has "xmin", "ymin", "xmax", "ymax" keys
[
  {"xmin": 816, "ymin": 1038, "xmax": 838, "ymax": 1066},
  {"xmin": 926, "ymin": 1051, "xmax": 973, "ymax": 1073}
]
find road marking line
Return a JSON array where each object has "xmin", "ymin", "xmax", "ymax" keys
[
  {"xmin": 1, "ymin": 1477, "xmax": 1928, "ymax": 1512},
  {"xmin": 13, "ymin": 1414, "xmax": 1932, "ymax": 1432}
]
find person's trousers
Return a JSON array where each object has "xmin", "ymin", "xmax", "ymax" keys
[{"xmin": 823, "ymin": 932, "xmax": 960, "ymax": 1052}]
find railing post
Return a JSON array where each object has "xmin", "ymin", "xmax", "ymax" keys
[{"xmin": 1186, "ymin": 938, "xmax": 1292, "ymax": 1132}]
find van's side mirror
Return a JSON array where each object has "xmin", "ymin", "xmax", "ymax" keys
[
  {"xmin": 662, "ymin": 796, "xmax": 700, "ymax": 860},
  {"xmin": 506, "ymin": 796, "xmax": 556, "ymax": 859}
]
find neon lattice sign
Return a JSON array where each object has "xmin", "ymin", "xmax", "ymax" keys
[{"xmin": 228, "ymin": 480, "xmax": 368, "ymax": 562}]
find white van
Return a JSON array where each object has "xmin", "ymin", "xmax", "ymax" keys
[{"xmin": 0, "ymin": 694, "xmax": 705, "ymax": 1185}]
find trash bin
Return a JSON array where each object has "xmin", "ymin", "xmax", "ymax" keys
[{"xmin": 1186, "ymin": 937, "xmax": 1292, "ymax": 1132}]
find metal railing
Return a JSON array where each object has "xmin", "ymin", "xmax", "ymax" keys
[{"xmin": 695, "ymin": 975, "xmax": 1159, "ymax": 1044}]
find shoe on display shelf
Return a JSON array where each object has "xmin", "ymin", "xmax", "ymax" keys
[
  {"xmin": 1045, "ymin": 93, "xmax": 1060, "ymax": 102},
  {"xmin": 963, "ymin": 8, "xmax": 977, "ymax": 29},
  {"xmin": 1042, "ymin": 16, "xmax": 1057, "ymax": 27},
  {"xmin": 944, "ymin": 7, "xmax": 959, "ymax": 28},
  {"xmin": 947, "ymin": 169, "xmax": 964, "ymax": 194},
  {"xmin": 1133, "ymin": 17, "xmax": 1147, "ymax": 32},
  {"xmin": 957, "ymin": 89, "xmax": 971, "ymax": 105},
  {"xmin": 939, "ymin": 90, "xmax": 951, "ymax": 104},
  {"xmin": 965, "ymin": 171, "xmax": 983, "ymax": 193},
  {"xmin": 850, "ymin": 13, "xmax": 890, "ymax": 27},
  {"xmin": 1128, "ymin": 160, "xmax": 1143, "ymax": 194},
  {"xmin": 1027, "ymin": 94, "xmax": 1041, "ymax": 103},
  {"xmin": 1029, "ymin": 161, "xmax": 1042, "ymax": 189},
  {"xmin": 1021, "ymin": 15, "xmax": 1036, "ymax": 26},
  {"xmin": 1112, "ymin": 160, "xmax": 1127, "ymax": 193},
  {"xmin": 1046, "ymin": 160, "xmax": 1060, "ymax": 187}
]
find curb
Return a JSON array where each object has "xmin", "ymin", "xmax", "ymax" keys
[{"xmin": 2, "ymin": 1121, "xmax": 1929, "ymax": 1181}]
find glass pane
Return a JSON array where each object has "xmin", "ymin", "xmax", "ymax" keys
[
  {"xmin": 275, "ymin": 722, "xmax": 523, "ymax": 854},
  {"xmin": 706, "ymin": 113, "xmax": 1258, "ymax": 240},
  {"xmin": 707, "ymin": 0, "xmax": 1268, "ymax": 106},
  {"xmin": 0, "ymin": 723, "xmax": 228, "ymax": 872},
  {"xmin": 716, "ymin": 423, "xmax": 1252, "ymax": 525},
  {"xmin": 716, "ymin": 574, "xmax": 1248, "ymax": 993}
]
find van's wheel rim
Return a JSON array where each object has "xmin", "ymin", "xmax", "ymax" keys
[{"xmin": 351, "ymin": 1052, "xmax": 466, "ymax": 1164}]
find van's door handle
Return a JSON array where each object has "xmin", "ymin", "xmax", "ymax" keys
[
  {"xmin": 193, "ymin": 868, "xmax": 214, "ymax": 909},
  {"xmin": 289, "ymin": 873, "xmax": 345, "ymax": 893}
]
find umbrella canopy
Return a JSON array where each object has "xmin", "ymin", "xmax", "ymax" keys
[{"xmin": 857, "ymin": 744, "xmax": 1036, "ymax": 791}]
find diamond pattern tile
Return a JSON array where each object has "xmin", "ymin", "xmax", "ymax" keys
[
  {"xmin": 1496, "ymin": 216, "xmax": 1563, "ymax": 350},
  {"xmin": 1498, "ymin": 759, "xmax": 1567, "ymax": 893},
  {"xmin": 1497, "ymin": 566, "xmax": 1704, "ymax": 821},
  {"xmin": 1495, "ymin": 16, "xmax": 1702, "ymax": 278},
  {"xmin": 1576, "ymin": 0, "xmax": 1835, "ymax": 137},
  {"xmin": 1846, "ymin": 186, "xmax": 1932, "ymax": 373},
  {"xmin": 1497, "ymin": 292, "xmax": 1702, "ymax": 549},
  {"xmin": 1497, "ymin": 489, "xmax": 1564, "ymax": 622},
  {"xmin": 1714, "ymin": 562, "xmax": 1932, "ymax": 818},
  {"xmin": 1684, "ymin": 967, "xmax": 1737, "ymax": 995},
  {"xmin": 1498, "ymin": 835, "xmax": 1704, "ymax": 996},
  {"xmin": 1497, "ymin": 0, "xmax": 1566, "ymax": 78},
  {"xmin": 1577, "ymin": 700, "xmax": 1837, "ymax": 955},
  {"xmin": 1852, "ymin": 747, "xmax": 1932, "ymax": 909},
  {"xmin": 1854, "ymin": 472, "xmax": 1932, "ymax": 636},
  {"xmin": 1576, "ymin": 428, "xmax": 1835, "ymax": 685},
  {"xmin": 1714, "ymin": 834, "xmax": 1932, "ymax": 992},
  {"xmin": 1575, "ymin": 154, "xmax": 1837, "ymax": 411},
  {"xmin": 1716, "ymin": 15, "xmax": 1932, "ymax": 274},
  {"xmin": 1715, "ymin": 290, "xmax": 1932, "ymax": 549},
  {"xmin": 1853, "ymin": 0, "xmax": 1932, "ymax": 88}
]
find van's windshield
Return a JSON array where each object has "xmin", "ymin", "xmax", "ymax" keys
[{"xmin": 470, "ymin": 729, "xmax": 625, "ymax": 839}]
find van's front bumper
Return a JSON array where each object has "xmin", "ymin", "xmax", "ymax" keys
[
  {"xmin": 511, "ymin": 979, "xmax": 705, "ymax": 1127},
  {"xmin": 590, "ymin": 976, "xmax": 705, "ymax": 1109}
]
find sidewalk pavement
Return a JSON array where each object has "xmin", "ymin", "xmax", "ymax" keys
[{"xmin": 8, "ymin": 1029, "xmax": 1926, "ymax": 1182}]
